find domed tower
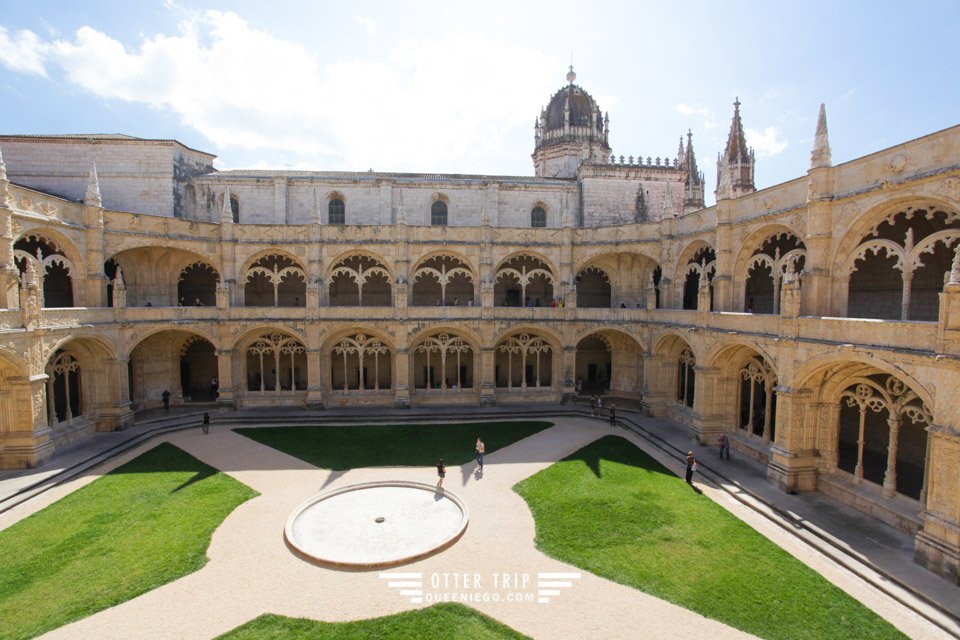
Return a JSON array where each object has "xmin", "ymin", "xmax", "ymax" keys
[{"xmin": 533, "ymin": 67, "xmax": 611, "ymax": 178}]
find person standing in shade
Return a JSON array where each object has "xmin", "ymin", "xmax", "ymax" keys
[
  {"xmin": 685, "ymin": 451, "xmax": 697, "ymax": 485},
  {"xmin": 202, "ymin": 412, "xmax": 210, "ymax": 435},
  {"xmin": 210, "ymin": 376, "xmax": 219, "ymax": 400},
  {"xmin": 609, "ymin": 402, "xmax": 617, "ymax": 427},
  {"xmin": 717, "ymin": 432, "xmax": 730, "ymax": 460},
  {"xmin": 475, "ymin": 437, "xmax": 485, "ymax": 470},
  {"xmin": 161, "ymin": 389, "xmax": 171, "ymax": 411},
  {"xmin": 590, "ymin": 395, "xmax": 597, "ymax": 416},
  {"xmin": 436, "ymin": 458, "xmax": 446, "ymax": 488},
  {"xmin": 596, "ymin": 395, "xmax": 603, "ymax": 418}
]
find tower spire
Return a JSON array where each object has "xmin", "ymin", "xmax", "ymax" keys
[
  {"xmin": 715, "ymin": 98, "xmax": 756, "ymax": 201},
  {"xmin": 85, "ymin": 162, "xmax": 102, "ymax": 208},
  {"xmin": 810, "ymin": 103, "xmax": 832, "ymax": 169},
  {"xmin": 682, "ymin": 130, "xmax": 705, "ymax": 212}
]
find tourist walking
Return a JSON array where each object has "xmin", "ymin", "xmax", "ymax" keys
[
  {"xmin": 685, "ymin": 451, "xmax": 698, "ymax": 485},
  {"xmin": 436, "ymin": 458, "xmax": 446, "ymax": 488},
  {"xmin": 161, "ymin": 389, "xmax": 171, "ymax": 411},
  {"xmin": 717, "ymin": 432, "xmax": 730, "ymax": 460},
  {"xmin": 609, "ymin": 402, "xmax": 617, "ymax": 426},
  {"xmin": 475, "ymin": 437, "xmax": 485, "ymax": 469},
  {"xmin": 596, "ymin": 395, "xmax": 603, "ymax": 417},
  {"xmin": 202, "ymin": 412, "xmax": 210, "ymax": 434},
  {"xmin": 590, "ymin": 395, "xmax": 597, "ymax": 416}
]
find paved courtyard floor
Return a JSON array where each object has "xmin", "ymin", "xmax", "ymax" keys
[{"xmin": 0, "ymin": 416, "xmax": 951, "ymax": 639}]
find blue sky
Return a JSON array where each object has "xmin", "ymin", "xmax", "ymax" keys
[{"xmin": 1, "ymin": 1, "xmax": 958, "ymax": 203}]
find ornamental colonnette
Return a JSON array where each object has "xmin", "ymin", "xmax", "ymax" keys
[{"xmin": 0, "ymin": 69, "xmax": 959, "ymax": 584}]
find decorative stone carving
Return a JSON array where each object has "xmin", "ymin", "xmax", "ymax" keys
[{"xmin": 939, "ymin": 177, "xmax": 960, "ymax": 201}]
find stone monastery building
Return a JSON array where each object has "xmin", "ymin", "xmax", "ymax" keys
[{"xmin": 0, "ymin": 68, "xmax": 959, "ymax": 584}]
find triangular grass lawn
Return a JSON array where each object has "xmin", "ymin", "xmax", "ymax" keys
[
  {"xmin": 513, "ymin": 435, "xmax": 906, "ymax": 640},
  {"xmin": 0, "ymin": 442, "xmax": 257, "ymax": 640},
  {"xmin": 234, "ymin": 421, "xmax": 553, "ymax": 469},
  {"xmin": 217, "ymin": 603, "xmax": 529, "ymax": 639}
]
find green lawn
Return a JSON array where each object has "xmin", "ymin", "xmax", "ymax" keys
[
  {"xmin": 234, "ymin": 421, "xmax": 553, "ymax": 469},
  {"xmin": 513, "ymin": 435, "xmax": 906, "ymax": 640},
  {"xmin": 0, "ymin": 442, "xmax": 257, "ymax": 640},
  {"xmin": 217, "ymin": 603, "xmax": 529, "ymax": 639}
]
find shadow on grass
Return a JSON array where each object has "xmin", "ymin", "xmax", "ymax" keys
[{"xmin": 513, "ymin": 435, "xmax": 907, "ymax": 640}]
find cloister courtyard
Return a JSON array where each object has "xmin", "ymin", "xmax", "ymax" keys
[{"xmin": 0, "ymin": 409, "xmax": 955, "ymax": 640}]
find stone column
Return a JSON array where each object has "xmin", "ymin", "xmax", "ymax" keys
[
  {"xmin": 99, "ymin": 357, "xmax": 134, "ymax": 431},
  {"xmin": 0, "ymin": 375, "xmax": 55, "ymax": 468},
  {"xmin": 393, "ymin": 347, "xmax": 411, "ymax": 408},
  {"xmin": 816, "ymin": 402, "xmax": 842, "ymax": 473},
  {"xmin": 305, "ymin": 347, "xmax": 324, "ymax": 409},
  {"xmin": 882, "ymin": 416, "xmax": 901, "ymax": 497},
  {"xmin": 479, "ymin": 346, "xmax": 496, "ymax": 407},
  {"xmin": 560, "ymin": 345, "xmax": 576, "ymax": 403},
  {"xmin": 767, "ymin": 386, "xmax": 819, "ymax": 493},
  {"xmin": 641, "ymin": 353, "xmax": 670, "ymax": 416},
  {"xmin": 914, "ymin": 424, "xmax": 960, "ymax": 584},
  {"xmin": 215, "ymin": 350, "xmax": 236, "ymax": 409}
]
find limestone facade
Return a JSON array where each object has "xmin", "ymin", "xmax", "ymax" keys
[{"xmin": 0, "ymin": 74, "xmax": 959, "ymax": 584}]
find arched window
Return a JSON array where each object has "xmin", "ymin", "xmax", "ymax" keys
[
  {"xmin": 230, "ymin": 197, "xmax": 239, "ymax": 224},
  {"xmin": 531, "ymin": 206, "xmax": 546, "ymax": 228},
  {"xmin": 328, "ymin": 198, "xmax": 345, "ymax": 225},
  {"xmin": 431, "ymin": 200, "xmax": 448, "ymax": 226}
]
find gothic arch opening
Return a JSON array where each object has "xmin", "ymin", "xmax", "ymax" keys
[
  {"xmin": 494, "ymin": 331, "xmax": 554, "ymax": 389},
  {"xmin": 244, "ymin": 253, "xmax": 307, "ymax": 307},
  {"xmin": 245, "ymin": 332, "xmax": 307, "ymax": 393},
  {"xmin": 494, "ymin": 255, "xmax": 554, "ymax": 307},
  {"xmin": 411, "ymin": 332, "xmax": 475, "ymax": 390},
  {"xmin": 178, "ymin": 262, "xmax": 219, "ymax": 307},
  {"xmin": 743, "ymin": 232, "xmax": 806, "ymax": 314},
  {"xmin": 328, "ymin": 331, "xmax": 393, "ymax": 392},
  {"xmin": 837, "ymin": 373, "xmax": 929, "ymax": 500},
  {"xmin": 329, "ymin": 255, "xmax": 392, "ymax": 307},
  {"xmin": 575, "ymin": 267, "xmax": 611, "ymax": 308},
  {"xmin": 14, "ymin": 235, "xmax": 75, "ymax": 308},
  {"xmin": 681, "ymin": 246, "xmax": 715, "ymax": 311},
  {"xmin": 846, "ymin": 204, "xmax": 960, "ymax": 320},
  {"xmin": 128, "ymin": 331, "xmax": 218, "ymax": 408},
  {"xmin": 411, "ymin": 255, "xmax": 475, "ymax": 306}
]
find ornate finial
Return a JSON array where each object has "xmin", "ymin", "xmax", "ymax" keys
[
  {"xmin": 950, "ymin": 242, "xmax": 960, "ymax": 286},
  {"xmin": 698, "ymin": 259, "xmax": 709, "ymax": 290},
  {"xmin": 85, "ymin": 162, "xmax": 102, "ymax": 208},
  {"xmin": 810, "ymin": 103, "xmax": 832, "ymax": 169},
  {"xmin": 24, "ymin": 259, "xmax": 38, "ymax": 288},
  {"xmin": 0, "ymin": 144, "xmax": 7, "ymax": 182},
  {"xmin": 114, "ymin": 265, "xmax": 125, "ymax": 286},
  {"xmin": 566, "ymin": 65, "xmax": 576, "ymax": 84},
  {"xmin": 734, "ymin": 96, "xmax": 741, "ymax": 110}
]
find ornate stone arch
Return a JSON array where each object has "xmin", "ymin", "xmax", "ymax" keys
[
  {"xmin": 837, "ymin": 199, "xmax": 960, "ymax": 320},
  {"xmin": 327, "ymin": 251, "xmax": 393, "ymax": 307},
  {"xmin": 324, "ymin": 327, "xmax": 395, "ymax": 393},
  {"xmin": 410, "ymin": 251, "xmax": 476, "ymax": 306},
  {"xmin": 493, "ymin": 252, "xmax": 556, "ymax": 307}
]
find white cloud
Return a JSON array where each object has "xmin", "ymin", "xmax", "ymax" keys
[
  {"xmin": 675, "ymin": 102, "xmax": 709, "ymax": 117},
  {"xmin": 745, "ymin": 126, "xmax": 787, "ymax": 156},
  {"xmin": 1, "ymin": 11, "xmax": 557, "ymax": 172},
  {"xmin": 676, "ymin": 102, "xmax": 717, "ymax": 130},
  {"xmin": 356, "ymin": 15, "xmax": 377, "ymax": 37},
  {"xmin": 0, "ymin": 26, "xmax": 49, "ymax": 76}
]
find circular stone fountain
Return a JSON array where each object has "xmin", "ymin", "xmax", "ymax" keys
[{"xmin": 284, "ymin": 481, "xmax": 470, "ymax": 568}]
